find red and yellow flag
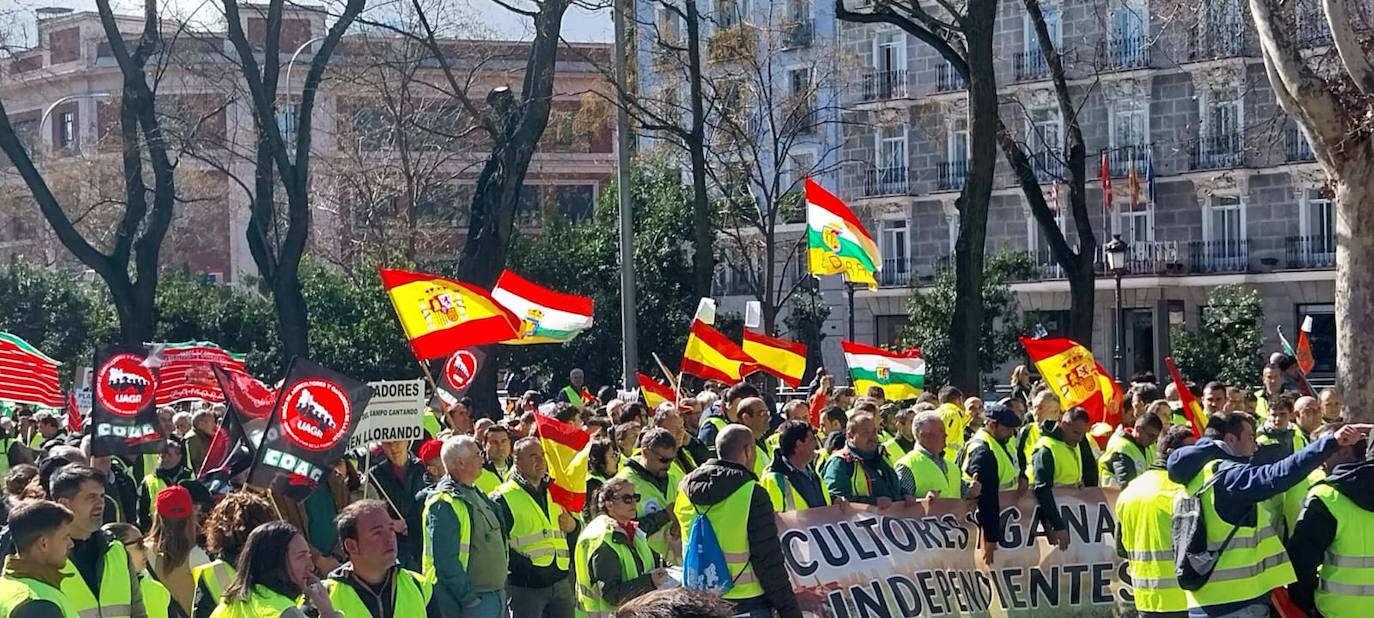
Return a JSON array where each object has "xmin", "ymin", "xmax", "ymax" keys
[
  {"xmin": 1165, "ymin": 356, "xmax": 1206, "ymax": 438},
  {"xmin": 379, "ymin": 268, "xmax": 520, "ymax": 361},
  {"xmin": 682, "ymin": 320, "xmax": 757, "ymax": 384},
  {"xmin": 1020, "ymin": 337, "xmax": 1122, "ymax": 427},
  {"xmin": 637, "ymin": 372, "xmax": 676, "ymax": 409},
  {"xmin": 741, "ymin": 330, "xmax": 807, "ymax": 388},
  {"xmin": 533, "ymin": 413, "xmax": 590, "ymax": 513}
]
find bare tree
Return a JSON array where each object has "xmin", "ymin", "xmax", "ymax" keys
[
  {"xmin": 1248, "ymin": 0, "xmax": 1374, "ymax": 421},
  {"xmin": 0, "ymin": 0, "xmax": 177, "ymax": 344}
]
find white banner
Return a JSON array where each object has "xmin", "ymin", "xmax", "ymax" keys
[{"xmin": 348, "ymin": 379, "xmax": 426, "ymax": 451}]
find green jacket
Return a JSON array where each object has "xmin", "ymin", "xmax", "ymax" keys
[
  {"xmin": 425, "ymin": 478, "xmax": 510, "ymax": 615},
  {"xmin": 820, "ymin": 444, "xmax": 904, "ymax": 504}
]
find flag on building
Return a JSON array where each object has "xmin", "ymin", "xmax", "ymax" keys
[
  {"xmin": 379, "ymin": 267, "xmax": 520, "ymax": 360},
  {"xmin": 1020, "ymin": 337, "xmax": 1122, "ymax": 427},
  {"xmin": 637, "ymin": 372, "xmax": 676, "ymax": 409},
  {"xmin": 682, "ymin": 320, "xmax": 758, "ymax": 384},
  {"xmin": 492, "ymin": 270, "xmax": 595, "ymax": 345},
  {"xmin": 1164, "ymin": 356, "xmax": 1206, "ymax": 438},
  {"xmin": 151, "ymin": 341, "xmax": 249, "ymax": 405},
  {"xmin": 805, "ymin": 179, "xmax": 880, "ymax": 289},
  {"xmin": 741, "ymin": 330, "xmax": 807, "ymax": 388},
  {"xmin": 533, "ymin": 413, "xmax": 590, "ymax": 513},
  {"xmin": 841, "ymin": 341, "xmax": 925, "ymax": 400},
  {"xmin": 1100, "ymin": 151, "xmax": 1113, "ymax": 210},
  {"xmin": 1128, "ymin": 149, "xmax": 1142, "ymax": 208},
  {"xmin": 1146, "ymin": 146, "xmax": 1156, "ymax": 204},
  {"xmin": 0, "ymin": 333, "xmax": 62, "ymax": 409}
]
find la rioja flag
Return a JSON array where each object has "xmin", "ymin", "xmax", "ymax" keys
[
  {"xmin": 248, "ymin": 358, "xmax": 371, "ymax": 500},
  {"xmin": 90, "ymin": 345, "xmax": 164, "ymax": 457},
  {"xmin": 492, "ymin": 270, "xmax": 594, "ymax": 345}
]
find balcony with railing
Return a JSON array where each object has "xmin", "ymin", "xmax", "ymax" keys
[
  {"xmin": 937, "ymin": 159, "xmax": 969, "ymax": 190},
  {"xmin": 1189, "ymin": 24, "xmax": 1247, "ymax": 61},
  {"xmin": 782, "ymin": 96, "xmax": 817, "ymax": 136},
  {"xmin": 878, "ymin": 257, "xmax": 914, "ymax": 287},
  {"xmin": 1031, "ymin": 149, "xmax": 1064, "ymax": 182},
  {"xmin": 1286, "ymin": 235, "xmax": 1335, "ymax": 268},
  {"xmin": 1014, "ymin": 49, "xmax": 1050, "ymax": 81},
  {"xmin": 1188, "ymin": 239, "xmax": 1250, "ymax": 273},
  {"xmin": 1285, "ymin": 127, "xmax": 1315, "ymax": 162},
  {"xmin": 1106, "ymin": 33, "xmax": 1150, "ymax": 70},
  {"xmin": 782, "ymin": 18, "xmax": 814, "ymax": 49},
  {"xmin": 861, "ymin": 69, "xmax": 909, "ymax": 102},
  {"xmin": 935, "ymin": 62, "xmax": 965, "ymax": 92},
  {"xmin": 1107, "ymin": 145, "xmax": 1151, "ymax": 177},
  {"xmin": 1190, "ymin": 133, "xmax": 1243, "ymax": 170},
  {"xmin": 861, "ymin": 165, "xmax": 912, "ymax": 197}
]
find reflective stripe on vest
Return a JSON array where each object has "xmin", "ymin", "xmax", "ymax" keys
[
  {"xmin": 421, "ymin": 490, "xmax": 473, "ymax": 583},
  {"xmin": 1310, "ymin": 483, "xmax": 1374, "ymax": 618},
  {"xmin": 491, "ymin": 480, "xmax": 570, "ymax": 569},
  {"xmin": 325, "ymin": 568, "xmax": 432, "ymax": 618},
  {"xmin": 1030, "ymin": 436, "xmax": 1082, "ymax": 487},
  {"xmin": 60, "ymin": 538, "xmax": 135, "ymax": 618},
  {"xmin": 574, "ymin": 515, "xmax": 656, "ymax": 615},
  {"xmin": 207, "ymin": 584, "xmax": 297, "ymax": 618},
  {"xmin": 192, "ymin": 560, "xmax": 236, "ymax": 611},
  {"xmin": 1181, "ymin": 459, "xmax": 1295, "ymax": 609},
  {"xmin": 896, "ymin": 448, "xmax": 961, "ymax": 498},
  {"xmin": 0, "ymin": 575, "xmax": 78, "ymax": 618},
  {"xmin": 673, "ymin": 479, "xmax": 765, "ymax": 601},
  {"xmin": 962, "ymin": 429, "xmax": 1019, "ymax": 490},
  {"xmin": 760, "ymin": 470, "xmax": 831, "ymax": 512},
  {"xmin": 1115, "ymin": 468, "xmax": 1187, "ymax": 612},
  {"xmin": 614, "ymin": 463, "xmax": 681, "ymax": 561},
  {"xmin": 1098, "ymin": 432, "xmax": 1147, "ymax": 487}
]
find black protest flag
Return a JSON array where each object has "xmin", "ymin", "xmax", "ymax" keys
[
  {"xmin": 90, "ymin": 344, "xmax": 164, "ymax": 457},
  {"xmin": 427, "ymin": 348, "xmax": 484, "ymax": 412},
  {"xmin": 247, "ymin": 357, "xmax": 371, "ymax": 501},
  {"xmin": 201, "ymin": 365, "xmax": 278, "ymax": 481}
]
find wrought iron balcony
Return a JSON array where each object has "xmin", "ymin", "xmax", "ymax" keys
[
  {"xmin": 1188, "ymin": 239, "xmax": 1250, "ymax": 273},
  {"xmin": 1014, "ymin": 49, "xmax": 1050, "ymax": 81},
  {"xmin": 1190, "ymin": 133, "xmax": 1243, "ymax": 170},
  {"xmin": 878, "ymin": 257, "xmax": 914, "ymax": 287},
  {"xmin": 935, "ymin": 62, "xmax": 965, "ymax": 92},
  {"xmin": 1107, "ymin": 145, "xmax": 1151, "ymax": 177},
  {"xmin": 861, "ymin": 69, "xmax": 909, "ymax": 102},
  {"xmin": 1285, "ymin": 127, "xmax": 1315, "ymax": 162},
  {"xmin": 1189, "ymin": 24, "xmax": 1247, "ymax": 61},
  {"xmin": 1031, "ymin": 149, "xmax": 1064, "ymax": 182},
  {"xmin": 1106, "ymin": 33, "xmax": 1150, "ymax": 70},
  {"xmin": 782, "ymin": 18, "xmax": 814, "ymax": 49},
  {"xmin": 937, "ymin": 159, "xmax": 969, "ymax": 190},
  {"xmin": 1286, "ymin": 235, "xmax": 1335, "ymax": 269},
  {"xmin": 861, "ymin": 165, "xmax": 912, "ymax": 197}
]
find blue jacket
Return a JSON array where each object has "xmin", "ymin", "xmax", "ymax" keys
[{"xmin": 1166, "ymin": 435, "xmax": 1338, "ymax": 527}]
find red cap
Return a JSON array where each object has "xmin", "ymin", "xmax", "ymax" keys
[
  {"xmin": 417, "ymin": 439, "xmax": 444, "ymax": 463},
  {"xmin": 155, "ymin": 486, "xmax": 193, "ymax": 519}
]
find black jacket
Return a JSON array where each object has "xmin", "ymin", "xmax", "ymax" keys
[
  {"xmin": 679, "ymin": 459, "xmax": 801, "ymax": 618},
  {"xmin": 765, "ymin": 448, "xmax": 827, "ymax": 509},
  {"xmin": 1029, "ymin": 424, "xmax": 1099, "ymax": 531},
  {"xmin": 963, "ymin": 433, "xmax": 1011, "ymax": 544},
  {"xmin": 1288, "ymin": 461, "xmax": 1374, "ymax": 613},
  {"xmin": 367, "ymin": 456, "xmax": 429, "ymax": 572},
  {"xmin": 325, "ymin": 562, "xmax": 439, "ymax": 618},
  {"xmin": 138, "ymin": 465, "xmax": 192, "ymax": 531}
]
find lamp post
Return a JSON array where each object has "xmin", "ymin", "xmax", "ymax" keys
[
  {"xmin": 1104, "ymin": 234, "xmax": 1130, "ymax": 382},
  {"xmin": 39, "ymin": 92, "xmax": 112, "ymax": 149}
]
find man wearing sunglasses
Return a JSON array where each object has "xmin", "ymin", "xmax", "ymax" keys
[{"xmin": 613, "ymin": 428, "xmax": 682, "ymax": 564}]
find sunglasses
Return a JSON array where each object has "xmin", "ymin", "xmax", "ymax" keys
[
  {"xmin": 656, "ymin": 454, "xmax": 676, "ymax": 463},
  {"xmin": 609, "ymin": 493, "xmax": 641, "ymax": 504}
]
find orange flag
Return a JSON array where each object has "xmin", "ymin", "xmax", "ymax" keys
[
  {"xmin": 682, "ymin": 320, "xmax": 757, "ymax": 383},
  {"xmin": 741, "ymin": 330, "xmax": 807, "ymax": 388},
  {"xmin": 1020, "ymin": 337, "xmax": 1122, "ymax": 427}
]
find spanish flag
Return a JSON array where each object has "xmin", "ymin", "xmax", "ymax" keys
[
  {"xmin": 637, "ymin": 372, "xmax": 676, "ymax": 409},
  {"xmin": 1020, "ymin": 337, "xmax": 1122, "ymax": 427},
  {"xmin": 1164, "ymin": 356, "xmax": 1206, "ymax": 438},
  {"xmin": 741, "ymin": 330, "xmax": 806, "ymax": 388},
  {"xmin": 379, "ymin": 267, "xmax": 520, "ymax": 361},
  {"xmin": 533, "ymin": 413, "xmax": 590, "ymax": 512},
  {"xmin": 682, "ymin": 320, "xmax": 757, "ymax": 384}
]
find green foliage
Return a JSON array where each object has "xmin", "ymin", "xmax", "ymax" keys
[
  {"xmin": 900, "ymin": 251, "xmax": 1036, "ymax": 389},
  {"xmin": 154, "ymin": 272, "xmax": 280, "ymax": 377},
  {"xmin": 299, "ymin": 261, "xmax": 415, "ymax": 382},
  {"xmin": 506, "ymin": 161, "xmax": 698, "ymax": 388},
  {"xmin": 1171, "ymin": 284, "xmax": 1265, "ymax": 387},
  {"xmin": 0, "ymin": 261, "xmax": 115, "ymax": 381}
]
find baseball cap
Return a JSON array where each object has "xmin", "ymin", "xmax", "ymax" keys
[
  {"xmin": 155, "ymin": 486, "xmax": 194, "ymax": 519},
  {"xmin": 985, "ymin": 402, "xmax": 1022, "ymax": 429},
  {"xmin": 417, "ymin": 438, "xmax": 444, "ymax": 463}
]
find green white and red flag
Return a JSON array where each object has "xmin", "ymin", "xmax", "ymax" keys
[
  {"xmin": 0, "ymin": 332, "xmax": 62, "ymax": 408},
  {"xmin": 492, "ymin": 270, "xmax": 595, "ymax": 345},
  {"xmin": 151, "ymin": 341, "xmax": 249, "ymax": 405}
]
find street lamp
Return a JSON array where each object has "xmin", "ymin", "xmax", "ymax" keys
[
  {"xmin": 39, "ymin": 92, "xmax": 113, "ymax": 149},
  {"xmin": 1104, "ymin": 234, "xmax": 1130, "ymax": 382}
]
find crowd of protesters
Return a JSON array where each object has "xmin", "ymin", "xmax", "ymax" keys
[{"xmin": 0, "ymin": 355, "xmax": 1368, "ymax": 618}]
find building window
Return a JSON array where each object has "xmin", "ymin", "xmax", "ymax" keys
[
  {"xmin": 556, "ymin": 185, "xmax": 596, "ymax": 220},
  {"xmin": 877, "ymin": 125, "xmax": 907, "ymax": 173},
  {"xmin": 58, "ymin": 112, "xmax": 76, "ymax": 150},
  {"xmin": 1027, "ymin": 108, "xmax": 1063, "ymax": 181},
  {"xmin": 1024, "ymin": 309, "xmax": 1071, "ymax": 340},
  {"xmin": 880, "ymin": 219, "xmax": 908, "ymax": 284},
  {"xmin": 716, "ymin": 0, "xmax": 748, "ymax": 27},
  {"xmin": 1125, "ymin": 204, "xmax": 1153, "ymax": 243},
  {"xmin": 1304, "ymin": 190, "xmax": 1335, "ymax": 255},
  {"xmin": 1023, "ymin": 1, "xmax": 1062, "ymax": 51},
  {"xmin": 948, "ymin": 117, "xmax": 969, "ymax": 163},
  {"xmin": 1296, "ymin": 303, "xmax": 1336, "ymax": 374},
  {"xmin": 874, "ymin": 315, "xmax": 908, "ymax": 347},
  {"xmin": 874, "ymin": 31, "xmax": 905, "ymax": 72},
  {"xmin": 657, "ymin": 7, "xmax": 681, "ymax": 44},
  {"xmin": 276, "ymin": 103, "xmax": 298, "ymax": 145}
]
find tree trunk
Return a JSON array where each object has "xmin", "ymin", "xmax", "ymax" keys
[
  {"xmin": 686, "ymin": 0, "xmax": 713, "ymax": 299},
  {"xmin": 273, "ymin": 267, "xmax": 310, "ymax": 369},
  {"xmin": 948, "ymin": 0, "xmax": 999, "ymax": 392},
  {"xmin": 1066, "ymin": 261, "xmax": 1095, "ymax": 346},
  {"xmin": 1335, "ymin": 165, "xmax": 1374, "ymax": 422}
]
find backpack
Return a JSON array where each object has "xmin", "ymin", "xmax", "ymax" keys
[
  {"xmin": 681, "ymin": 503, "xmax": 734, "ymax": 595},
  {"xmin": 1172, "ymin": 466, "xmax": 1242, "ymax": 591}
]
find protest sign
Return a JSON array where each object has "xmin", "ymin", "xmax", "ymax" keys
[
  {"xmin": 777, "ymin": 488, "xmax": 1129, "ymax": 618},
  {"xmin": 348, "ymin": 378, "xmax": 426, "ymax": 452}
]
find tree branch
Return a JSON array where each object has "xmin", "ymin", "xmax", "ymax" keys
[{"xmin": 1324, "ymin": 0, "xmax": 1374, "ymax": 96}]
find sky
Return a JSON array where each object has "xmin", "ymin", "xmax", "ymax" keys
[{"xmin": 2, "ymin": 0, "xmax": 612, "ymax": 47}]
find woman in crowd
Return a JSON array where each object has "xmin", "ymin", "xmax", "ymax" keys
[
  {"xmin": 583, "ymin": 438, "xmax": 620, "ymax": 519},
  {"xmin": 0, "ymin": 464, "xmax": 38, "ymax": 524},
  {"xmin": 146, "ymin": 486, "xmax": 200, "ymax": 615},
  {"xmin": 210, "ymin": 521, "xmax": 339, "ymax": 618},
  {"xmin": 613, "ymin": 421, "xmax": 642, "ymax": 460},
  {"xmin": 574, "ymin": 478, "xmax": 665, "ymax": 615},
  {"xmin": 1009, "ymin": 365, "xmax": 1033, "ymax": 406},
  {"xmin": 193, "ymin": 492, "xmax": 278, "ymax": 618},
  {"xmin": 105, "ymin": 522, "xmax": 183, "ymax": 618}
]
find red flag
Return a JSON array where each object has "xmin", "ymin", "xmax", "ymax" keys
[
  {"xmin": 1164, "ymin": 357, "xmax": 1206, "ymax": 438},
  {"xmin": 636, "ymin": 372, "xmax": 677, "ymax": 409},
  {"xmin": 1296, "ymin": 316, "xmax": 1316, "ymax": 374},
  {"xmin": 533, "ymin": 414, "xmax": 590, "ymax": 513},
  {"xmin": 65, "ymin": 392, "xmax": 81, "ymax": 433},
  {"xmin": 1100, "ymin": 151, "xmax": 1113, "ymax": 210}
]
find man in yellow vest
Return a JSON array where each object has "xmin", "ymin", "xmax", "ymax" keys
[
  {"xmin": 897, "ymin": 410, "xmax": 977, "ymax": 500},
  {"xmin": 676, "ymin": 425, "xmax": 801, "ymax": 617},
  {"xmin": 960, "ymin": 402, "xmax": 1023, "ymax": 567},
  {"xmin": 613, "ymin": 428, "xmax": 682, "ymax": 564},
  {"xmin": 735, "ymin": 397, "xmax": 773, "ymax": 479},
  {"xmin": 423, "ymin": 436, "xmax": 510, "ymax": 617},
  {"xmin": 936, "ymin": 387, "xmax": 970, "ymax": 455},
  {"xmin": 881, "ymin": 406, "xmax": 918, "ymax": 469},
  {"xmin": 489, "ymin": 437, "xmax": 576, "ymax": 618},
  {"xmin": 1253, "ymin": 362, "xmax": 1286, "ymax": 419},
  {"xmin": 698, "ymin": 383, "xmax": 760, "ymax": 459},
  {"xmin": 50, "ymin": 463, "xmax": 144, "ymax": 618},
  {"xmin": 1167, "ymin": 411, "xmax": 1370, "ymax": 616},
  {"xmin": 820, "ymin": 411, "xmax": 904, "ymax": 505},
  {"xmin": 761, "ymin": 421, "xmax": 831, "ymax": 511},
  {"xmin": 1029, "ymin": 406, "xmax": 1096, "ymax": 551},
  {"xmin": 1017, "ymin": 389, "xmax": 1061, "ymax": 473},
  {"xmin": 0, "ymin": 500, "xmax": 79, "ymax": 618},
  {"xmin": 1288, "ymin": 432, "xmax": 1374, "ymax": 618},
  {"xmin": 325, "ymin": 499, "xmax": 434, "ymax": 618},
  {"xmin": 474, "ymin": 425, "xmax": 513, "ymax": 494},
  {"xmin": 1100, "ymin": 411, "xmax": 1163, "ymax": 488},
  {"xmin": 137, "ymin": 437, "xmax": 190, "ymax": 531},
  {"xmin": 1114, "ymin": 425, "xmax": 1196, "ymax": 618},
  {"xmin": 555, "ymin": 368, "xmax": 596, "ymax": 406}
]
